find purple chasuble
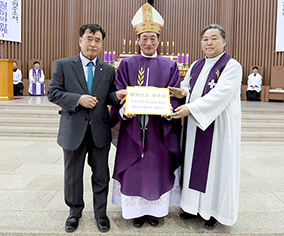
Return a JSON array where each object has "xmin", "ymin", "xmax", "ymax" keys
[
  {"xmin": 188, "ymin": 52, "xmax": 232, "ymax": 193},
  {"xmin": 113, "ymin": 54, "xmax": 181, "ymax": 200}
]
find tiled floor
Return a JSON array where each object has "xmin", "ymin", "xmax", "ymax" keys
[{"xmin": 0, "ymin": 97, "xmax": 283, "ymax": 235}]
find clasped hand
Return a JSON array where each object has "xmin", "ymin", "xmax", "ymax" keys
[{"xmin": 78, "ymin": 95, "xmax": 99, "ymax": 109}]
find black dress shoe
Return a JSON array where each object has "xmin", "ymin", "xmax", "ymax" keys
[
  {"xmin": 147, "ymin": 216, "xmax": 159, "ymax": 227},
  {"xmin": 133, "ymin": 216, "xmax": 145, "ymax": 227},
  {"xmin": 96, "ymin": 216, "xmax": 110, "ymax": 233},
  {"xmin": 204, "ymin": 217, "xmax": 219, "ymax": 230},
  {"xmin": 180, "ymin": 211, "xmax": 196, "ymax": 220},
  {"xmin": 65, "ymin": 214, "xmax": 81, "ymax": 233}
]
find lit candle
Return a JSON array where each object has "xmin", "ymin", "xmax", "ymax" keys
[
  {"xmin": 177, "ymin": 53, "xmax": 180, "ymax": 63},
  {"xmin": 181, "ymin": 53, "xmax": 185, "ymax": 64},
  {"xmin": 129, "ymin": 40, "xmax": 131, "ymax": 46},
  {"xmin": 135, "ymin": 41, "xmax": 137, "ymax": 46},
  {"xmin": 186, "ymin": 53, "xmax": 189, "ymax": 64},
  {"xmin": 108, "ymin": 51, "xmax": 112, "ymax": 62},
  {"xmin": 167, "ymin": 41, "xmax": 169, "ymax": 47},
  {"xmin": 172, "ymin": 41, "xmax": 174, "ymax": 47},
  {"xmin": 161, "ymin": 41, "xmax": 163, "ymax": 47},
  {"xmin": 104, "ymin": 51, "xmax": 107, "ymax": 61},
  {"xmin": 123, "ymin": 39, "xmax": 126, "ymax": 45},
  {"xmin": 113, "ymin": 51, "xmax": 116, "ymax": 62}
]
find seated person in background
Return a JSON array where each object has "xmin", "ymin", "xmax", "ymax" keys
[
  {"xmin": 13, "ymin": 61, "xmax": 24, "ymax": 96},
  {"xmin": 28, "ymin": 61, "xmax": 45, "ymax": 96},
  {"xmin": 246, "ymin": 66, "xmax": 262, "ymax": 101}
]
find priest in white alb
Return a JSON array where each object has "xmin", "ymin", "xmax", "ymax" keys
[
  {"xmin": 28, "ymin": 61, "xmax": 45, "ymax": 95},
  {"xmin": 246, "ymin": 66, "xmax": 262, "ymax": 101},
  {"xmin": 170, "ymin": 24, "xmax": 242, "ymax": 230}
]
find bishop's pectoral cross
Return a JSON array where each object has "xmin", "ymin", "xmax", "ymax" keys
[{"xmin": 208, "ymin": 79, "xmax": 217, "ymax": 89}]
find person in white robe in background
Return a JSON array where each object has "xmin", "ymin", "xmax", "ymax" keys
[
  {"xmin": 13, "ymin": 61, "xmax": 24, "ymax": 96},
  {"xmin": 169, "ymin": 23, "xmax": 242, "ymax": 230},
  {"xmin": 246, "ymin": 66, "xmax": 262, "ymax": 101},
  {"xmin": 28, "ymin": 61, "xmax": 45, "ymax": 95}
]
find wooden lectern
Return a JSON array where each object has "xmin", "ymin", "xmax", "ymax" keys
[{"xmin": 0, "ymin": 59, "xmax": 14, "ymax": 100}]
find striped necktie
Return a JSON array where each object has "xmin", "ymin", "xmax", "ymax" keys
[{"xmin": 87, "ymin": 61, "xmax": 94, "ymax": 93}]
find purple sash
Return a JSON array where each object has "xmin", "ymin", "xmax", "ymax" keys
[
  {"xmin": 32, "ymin": 68, "xmax": 41, "ymax": 82},
  {"xmin": 32, "ymin": 68, "xmax": 44, "ymax": 95},
  {"xmin": 188, "ymin": 52, "xmax": 231, "ymax": 193}
]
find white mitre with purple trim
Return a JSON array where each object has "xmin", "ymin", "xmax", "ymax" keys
[{"xmin": 131, "ymin": 2, "xmax": 164, "ymax": 35}]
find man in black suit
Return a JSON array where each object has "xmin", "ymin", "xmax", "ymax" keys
[{"xmin": 47, "ymin": 24, "xmax": 126, "ymax": 233}]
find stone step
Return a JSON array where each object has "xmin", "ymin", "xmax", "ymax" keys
[
  {"xmin": 0, "ymin": 102, "xmax": 284, "ymax": 141},
  {"xmin": 241, "ymin": 131, "xmax": 284, "ymax": 142},
  {"xmin": 242, "ymin": 116, "xmax": 284, "ymax": 123},
  {"xmin": 241, "ymin": 123, "xmax": 284, "ymax": 131},
  {"xmin": 0, "ymin": 126, "xmax": 58, "ymax": 137},
  {"xmin": 0, "ymin": 115, "xmax": 60, "ymax": 123}
]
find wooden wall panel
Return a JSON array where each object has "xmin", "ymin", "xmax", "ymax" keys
[
  {"xmin": 81, "ymin": 0, "xmax": 142, "ymax": 60},
  {"xmin": 234, "ymin": 0, "xmax": 278, "ymax": 85},
  {"xmin": 0, "ymin": 0, "xmax": 283, "ymax": 88},
  {"xmin": 156, "ymin": 0, "xmax": 218, "ymax": 61}
]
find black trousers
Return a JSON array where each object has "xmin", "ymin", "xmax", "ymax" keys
[
  {"xmin": 246, "ymin": 90, "xmax": 260, "ymax": 101},
  {"xmin": 63, "ymin": 125, "xmax": 110, "ymax": 219},
  {"xmin": 13, "ymin": 83, "xmax": 24, "ymax": 96}
]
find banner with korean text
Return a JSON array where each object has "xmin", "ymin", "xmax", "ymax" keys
[
  {"xmin": 276, "ymin": 0, "xmax": 284, "ymax": 51},
  {"xmin": 0, "ymin": 0, "xmax": 21, "ymax": 42}
]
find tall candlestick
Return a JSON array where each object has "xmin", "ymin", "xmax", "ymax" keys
[
  {"xmin": 128, "ymin": 40, "xmax": 132, "ymax": 53},
  {"xmin": 113, "ymin": 51, "xmax": 116, "ymax": 62},
  {"xmin": 181, "ymin": 53, "xmax": 185, "ymax": 64},
  {"xmin": 108, "ymin": 51, "xmax": 112, "ymax": 62},
  {"xmin": 160, "ymin": 41, "xmax": 164, "ymax": 55},
  {"xmin": 123, "ymin": 39, "xmax": 126, "ymax": 53},
  {"xmin": 186, "ymin": 53, "xmax": 189, "ymax": 64},
  {"xmin": 134, "ymin": 41, "xmax": 138, "ymax": 54},
  {"xmin": 177, "ymin": 53, "xmax": 180, "ymax": 63},
  {"xmin": 104, "ymin": 51, "xmax": 107, "ymax": 61},
  {"xmin": 166, "ymin": 41, "xmax": 169, "ymax": 55},
  {"xmin": 172, "ymin": 41, "xmax": 175, "ymax": 55}
]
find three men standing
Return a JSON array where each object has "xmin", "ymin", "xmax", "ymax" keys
[{"xmin": 48, "ymin": 5, "xmax": 241, "ymax": 234}]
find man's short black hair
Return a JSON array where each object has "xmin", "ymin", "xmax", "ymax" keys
[
  {"xmin": 79, "ymin": 24, "xmax": 106, "ymax": 40},
  {"xmin": 33, "ymin": 61, "xmax": 40, "ymax": 65},
  {"xmin": 252, "ymin": 66, "xmax": 259, "ymax": 70},
  {"xmin": 200, "ymin": 23, "xmax": 226, "ymax": 41}
]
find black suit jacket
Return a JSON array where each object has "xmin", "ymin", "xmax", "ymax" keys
[{"xmin": 47, "ymin": 54, "xmax": 119, "ymax": 150}]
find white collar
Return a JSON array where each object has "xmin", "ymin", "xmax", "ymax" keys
[
  {"xmin": 141, "ymin": 51, "xmax": 158, "ymax": 58},
  {"xmin": 80, "ymin": 52, "xmax": 97, "ymax": 67},
  {"xmin": 205, "ymin": 52, "xmax": 225, "ymax": 61}
]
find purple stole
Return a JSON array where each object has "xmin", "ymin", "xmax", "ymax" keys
[
  {"xmin": 188, "ymin": 52, "xmax": 231, "ymax": 193},
  {"xmin": 32, "ymin": 68, "xmax": 44, "ymax": 95}
]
